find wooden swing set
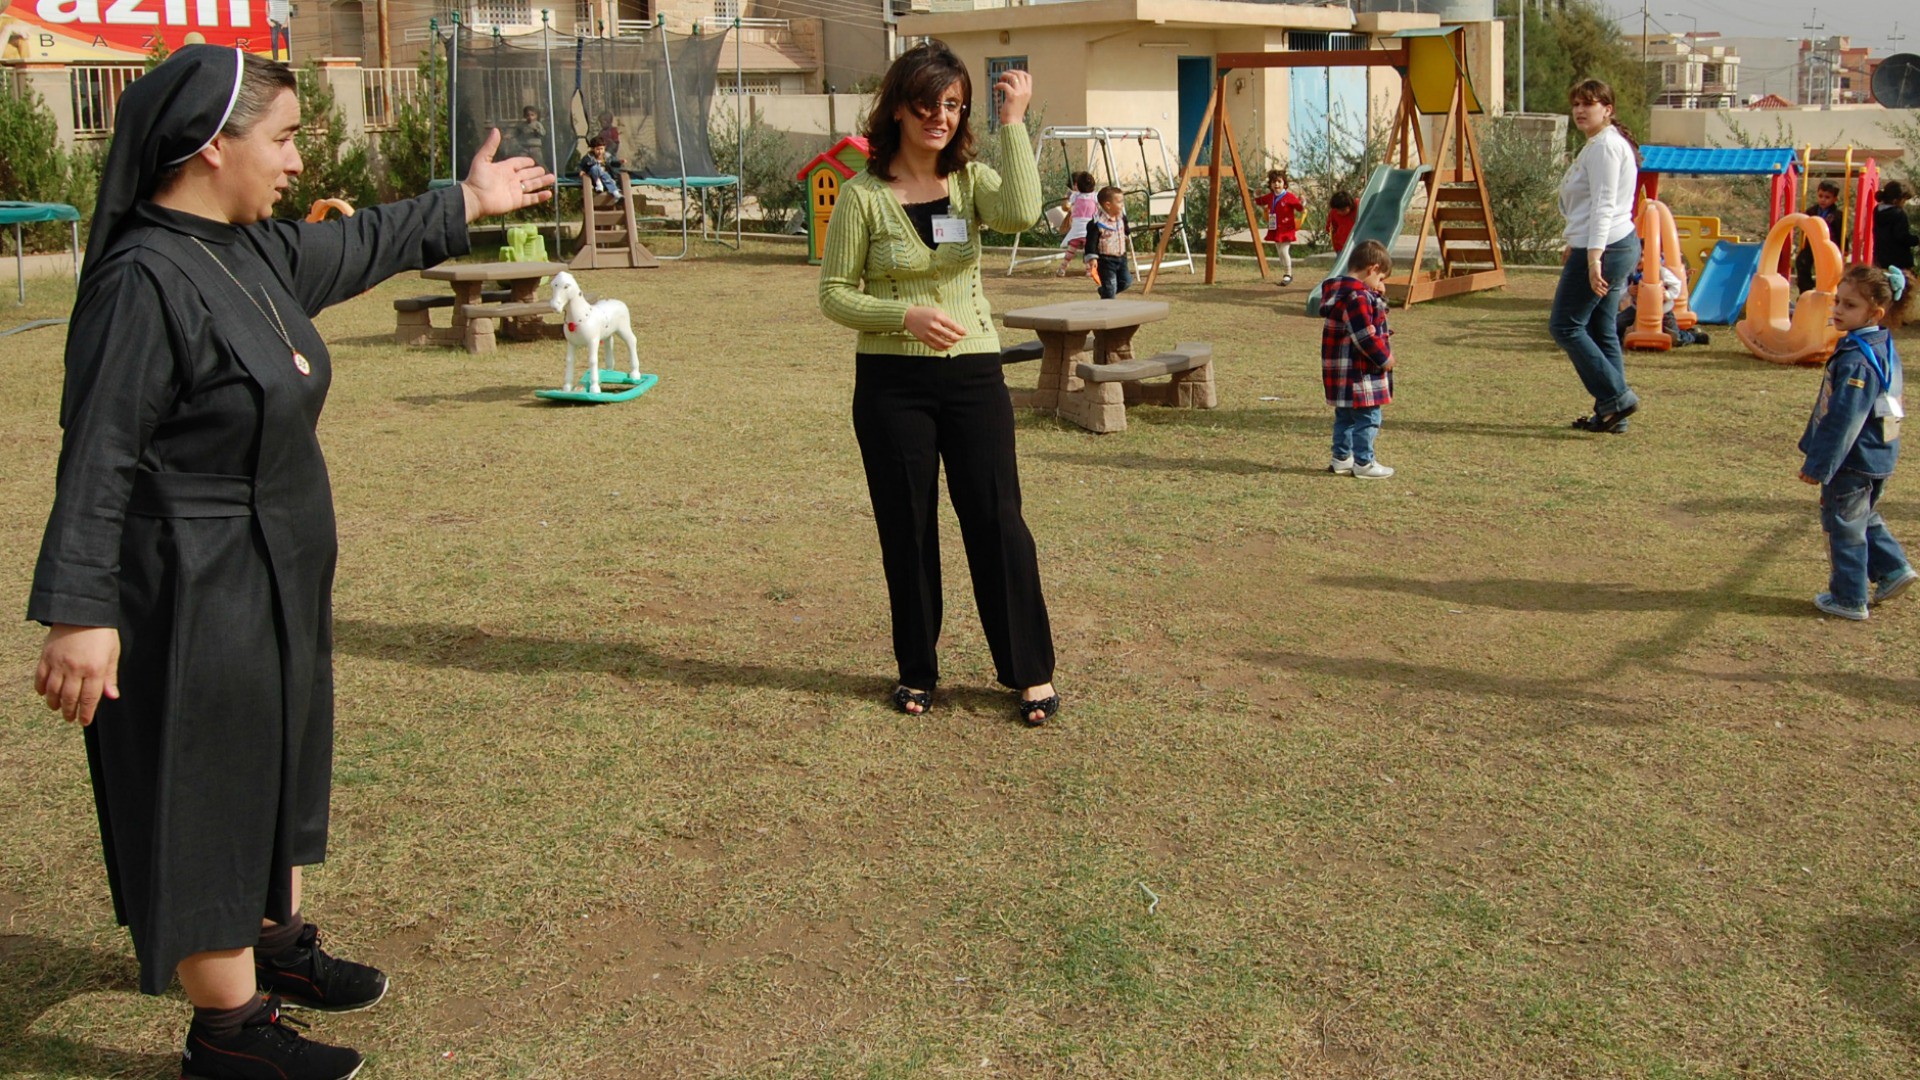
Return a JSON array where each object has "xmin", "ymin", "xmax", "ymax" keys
[{"xmin": 1144, "ymin": 26, "xmax": 1506, "ymax": 307}]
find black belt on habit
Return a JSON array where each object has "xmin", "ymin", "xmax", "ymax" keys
[{"xmin": 127, "ymin": 471, "xmax": 254, "ymax": 518}]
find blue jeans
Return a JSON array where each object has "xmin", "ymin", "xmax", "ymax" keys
[
  {"xmin": 1551, "ymin": 234, "xmax": 1641, "ymax": 417},
  {"xmin": 1332, "ymin": 406, "xmax": 1382, "ymax": 465},
  {"xmin": 1821, "ymin": 471, "xmax": 1911, "ymax": 607},
  {"xmin": 1096, "ymin": 255, "xmax": 1133, "ymax": 299}
]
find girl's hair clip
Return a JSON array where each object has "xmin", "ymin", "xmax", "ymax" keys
[{"xmin": 1890, "ymin": 266, "xmax": 1907, "ymax": 303}]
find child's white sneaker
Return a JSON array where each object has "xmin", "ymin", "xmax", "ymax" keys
[
  {"xmin": 1873, "ymin": 565, "xmax": 1917, "ymax": 604},
  {"xmin": 1814, "ymin": 592, "xmax": 1869, "ymax": 620},
  {"xmin": 1327, "ymin": 456, "xmax": 1354, "ymax": 475},
  {"xmin": 1351, "ymin": 461, "xmax": 1394, "ymax": 479}
]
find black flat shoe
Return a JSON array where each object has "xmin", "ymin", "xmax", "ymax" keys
[
  {"xmin": 891, "ymin": 686, "xmax": 931, "ymax": 714},
  {"xmin": 1017, "ymin": 694, "xmax": 1061, "ymax": 726},
  {"xmin": 1572, "ymin": 405, "xmax": 1636, "ymax": 434}
]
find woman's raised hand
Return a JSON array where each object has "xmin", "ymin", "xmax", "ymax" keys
[
  {"xmin": 994, "ymin": 68, "xmax": 1033, "ymax": 128},
  {"xmin": 34, "ymin": 624, "xmax": 120, "ymax": 726},
  {"xmin": 904, "ymin": 305, "xmax": 969, "ymax": 352},
  {"xmin": 460, "ymin": 128, "xmax": 557, "ymax": 223}
]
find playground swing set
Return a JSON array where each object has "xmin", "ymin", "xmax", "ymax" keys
[
  {"xmin": 1628, "ymin": 143, "xmax": 1883, "ymax": 364},
  {"xmin": 1143, "ymin": 25, "xmax": 1507, "ymax": 311},
  {"xmin": 1005, "ymin": 126, "xmax": 1197, "ymax": 278}
]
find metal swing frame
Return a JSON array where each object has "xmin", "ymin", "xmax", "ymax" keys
[{"xmin": 1006, "ymin": 125, "xmax": 1196, "ymax": 277}]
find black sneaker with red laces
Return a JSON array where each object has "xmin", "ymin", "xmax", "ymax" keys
[
  {"xmin": 255, "ymin": 924, "xmax": 390, "ymax": 1013},
  {"xmin": 181, "ymin": 996, "xmax": 363, "ymax": 1080}
]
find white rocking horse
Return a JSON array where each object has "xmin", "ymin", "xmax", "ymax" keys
[{"xmin": 546, "ymin": 271, "xmax": 639, "ymax": 394}]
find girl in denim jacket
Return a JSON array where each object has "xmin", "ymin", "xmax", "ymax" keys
[{"xmin": 1799, "ymin": 265, "xmax": 1913, "ymax": 619}]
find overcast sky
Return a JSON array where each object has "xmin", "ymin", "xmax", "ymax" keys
[{"xmin": 1594, "ymin": 0, "xmax": 1913, "ymax": 57}]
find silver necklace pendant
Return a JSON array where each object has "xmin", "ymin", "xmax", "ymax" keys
[{"xmin": 293, "ymin": 350, "xmax": 310, "ymax": 376}]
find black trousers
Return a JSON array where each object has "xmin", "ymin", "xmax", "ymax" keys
[{"xmin": 853, "ymin": 352, "xmax": 1055, "ymax": 690}]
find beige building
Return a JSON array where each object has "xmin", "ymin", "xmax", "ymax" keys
[
  {"xmin": 895, "ymin": 0, "xmax": 1503, "ymax": 180},
  {"xmin": 1626, "ymin": 32, "xmax": 1739, "ymax": 110}
]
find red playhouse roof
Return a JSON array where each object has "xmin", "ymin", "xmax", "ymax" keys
[
  {"xmin": 1746, "ymin": 93, "xmax": 1793, "ymax": 109},
  {"xmin": 795, "ymin": 136, "xmax": 871, "ymax": 182}
]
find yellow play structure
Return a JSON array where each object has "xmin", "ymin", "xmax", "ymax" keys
[
  {"xmin": 1735, "ymin": 212, "xmax": 1845, "ymax": 365},
  {"xmin": 1144, "ymin": 25, "xmax": 1505, "ymax": 306}
]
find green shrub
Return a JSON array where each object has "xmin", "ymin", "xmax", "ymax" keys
[
  {"xmin": 290, "ymin": 64, "xmax": 378, "ymax": 211},
  {"xmin": 1476, "ymin": 115, "xmax": 1569, "ymax": 263},
  {"xmin": 376, "ymin": 49, "xmax": 449, "ymax": 200},
  {"xmin": 709, "ymin": 106, "xmax": 805, "ymax": 232},
  {"xmin": 0, "ymin": 81, "xmax": 101, "ymax": 253}
]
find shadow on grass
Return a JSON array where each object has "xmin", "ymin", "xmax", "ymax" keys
[
  {"xmin": 333, "ymin": 617, "xmax": 876, "ymax": 700},
  {"xmin": 396, "ymin": 384, "xmax": 535, "ymax": 407},
  {"xmin": 0, "ymin": 935, "xmax": 173, "ymax": 1079},
  {"xmin": 1318, "ymin": 574, "xmax": 1811, "ymax": 618},
  {"xmin": 1816, "ymin": 907, "xmax": 1920, "ymax": 1050},
  {"xmin": 1237, "ymin": 647, "xmax": 1653, "ymax": 725},
  {"xmin": 1135, "ymin": 409, "xmax": 1586, "ymax": 442},
  {"xmin": 1032, "ymin": 450, "xmax": 1275, "ymax": 476}
]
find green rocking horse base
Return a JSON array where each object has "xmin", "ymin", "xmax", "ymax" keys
[{"xmin": 534, "ymin": 370, "xmax": 659, "ymax": 404}]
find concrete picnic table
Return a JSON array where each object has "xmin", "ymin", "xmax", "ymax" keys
[
  {"xmin": 418, "ymin": 260, "xmax": 567, "ymax": 353},
  {"xmin": 1002, "ymin": 299, "xmax": 1212, "ymax": 433}
]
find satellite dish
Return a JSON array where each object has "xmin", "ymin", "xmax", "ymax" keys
[{"xmin": 1873, "ymin": 53, "xmax": 1920, "ymax": 108}]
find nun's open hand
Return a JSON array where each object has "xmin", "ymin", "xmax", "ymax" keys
[{"xmin": 460, "ymin": 128, "xmax": 557, "ymax": 222}]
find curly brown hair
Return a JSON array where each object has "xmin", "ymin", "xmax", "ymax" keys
[{"xmin": 864, "ymin": 40, "xmax": 975, "ymax": 182}]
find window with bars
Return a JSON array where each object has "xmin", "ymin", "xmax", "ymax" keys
[
  {"xmin": 470, "ymin": 0, "xmax": 531, "ymax": 27},
  {"xmin": 713, "ymin": 0, "xmax": 739, "ymax": 21},
  {"xmin": 1284, "ymin": 31, "xmax": 1368, "ymax": 52},
  {"xmin": 718, "ymin": 73, "xmax": 783, "ymax": 94},
  {"xmin": 984, "ymin": 55, "xmax": 1026, "ymax": 133}
]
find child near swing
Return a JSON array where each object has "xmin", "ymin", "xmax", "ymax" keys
[{"xmin": 1058, "ymin": 171, "xmax": 1100, "ymax": 278}]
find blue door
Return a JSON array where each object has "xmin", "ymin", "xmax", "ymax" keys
[
  {"xmin": 1328, "ymin": 67, "xmax": 1368, "ymax": 156},
  {"xmin": 1177, "ymin": 57, "xmax": 1212, "ymax": 166},
  {"xmin": 1289, "ymin": 68, "xmax": 1329, "ymax": 165}
]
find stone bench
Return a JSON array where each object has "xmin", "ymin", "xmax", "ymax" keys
[
  {"xmin": 1000, "ymin": 334, "xmax": 1091, "ymax": 365},
  {"xmin": 394, "ymin": 290, "xmax": 513, "ymax": 345},
  {"xmin": 1059, "ymin": 342, "xmax": 1216, "ymax": 432}
]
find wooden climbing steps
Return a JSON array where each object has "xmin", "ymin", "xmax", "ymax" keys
[{"xmin": 571, "ymin": 176, "xmax": 661, "ymax": 270}]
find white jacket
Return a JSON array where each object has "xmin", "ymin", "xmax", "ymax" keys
[{"xmin": 1559, "ymin": 125, "xmax": 1637, "ymax": 251}]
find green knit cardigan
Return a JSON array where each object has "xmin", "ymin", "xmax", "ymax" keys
[{"xmin": 817, "ymin": 122, "xmax": 1042, "ymax": 357}]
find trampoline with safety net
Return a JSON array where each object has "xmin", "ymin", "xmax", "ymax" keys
[{"xmin": 443, "ymin": 19, "xmax": 742, "ymax": 259}]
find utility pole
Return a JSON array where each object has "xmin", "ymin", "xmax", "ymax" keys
[
  {"xmin": 1516, "ymin": 0, "xmax": 1526, "ymax": 113},
  {"xmin": 1641, "ymin": 0, "xmax": 1649, "ymax": 69},
  {"xmin": 1802, "ymin": 10, "xmax": 1827, "ymax": 107}
]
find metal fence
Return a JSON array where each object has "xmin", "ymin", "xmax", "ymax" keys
[
  {"xmin": 70, "ymin": 64, "xmax": 145, "ymax": 138},
  {"xmin": 363, "ymin": 66, "xmax": 424, "ymax": 131}
]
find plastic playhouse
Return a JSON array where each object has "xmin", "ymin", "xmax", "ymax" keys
[{"xmin": 796, "ymin": 136, "xmax": 871, "ymax": 265}]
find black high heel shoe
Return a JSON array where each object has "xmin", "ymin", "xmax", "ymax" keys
[{"xmin": 1017, "ymin": 693, "xmax": 1061, "ymax": 726}]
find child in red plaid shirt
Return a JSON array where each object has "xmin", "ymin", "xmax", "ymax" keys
[{"xmin": 1320, "ymin": 239, "xmax": 1396, "ymax": 478}]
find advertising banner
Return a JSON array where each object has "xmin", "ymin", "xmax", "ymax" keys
[{"xmin": 1, "ymin": 0, "xmax": 282, "ymax": 63}]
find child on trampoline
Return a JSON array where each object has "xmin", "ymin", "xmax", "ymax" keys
[
  {"xmin": 1798, "ymin": 265, "xmax": 1913, "ymax": 620},
  {"xmin": 1057, "ymin": 171, "xmax": 1099, "ymax": 277}
]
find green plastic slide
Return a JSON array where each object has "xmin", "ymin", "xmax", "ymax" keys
[{"xmin": 1305, "ymin": 164, "xmax": 1431, "ymax": 316}]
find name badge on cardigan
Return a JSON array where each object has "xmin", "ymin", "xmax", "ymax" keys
[{"xmin": 932, "ymin": 215, "xmax": 969, "ymax": 244}]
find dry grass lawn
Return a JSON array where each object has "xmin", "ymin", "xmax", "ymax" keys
[{"xmin": 3, "ymin": 238, "xmax": 1920, "ymax": 1078}]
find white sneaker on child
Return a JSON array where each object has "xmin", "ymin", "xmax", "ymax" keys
[
  {"xmin": 1351, "ymin": 461, "xmax": 1395, "ymax": 479},
  {"xmin": 1328, "ymin": 456, "xmax": 1354, "ymax": 475}
]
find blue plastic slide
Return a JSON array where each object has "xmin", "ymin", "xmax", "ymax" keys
[
  {"xmin": 1686, "ymin": 241, "xmax": 1763, "ymax": 325},
  {"xmin": 1306, "ymin": 163, "xmax": 1432, "ymax": 315}
]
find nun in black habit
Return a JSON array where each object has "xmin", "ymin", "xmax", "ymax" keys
[{"xmin": 28, "ymin": 46, "xmax": 553, "ymax": 1080}]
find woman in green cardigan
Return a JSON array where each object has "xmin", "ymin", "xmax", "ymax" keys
[{"xmin": 818, "ymin": 41, "xmax": 1060, "ymax": 726}]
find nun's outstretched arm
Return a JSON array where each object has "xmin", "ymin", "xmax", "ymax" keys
[{"xmin": 257, "ymin": 128, "xmax": 555, "ymax": 316}]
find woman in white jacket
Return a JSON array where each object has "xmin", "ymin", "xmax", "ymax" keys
[{"xmin": 1551, "ymin": 79, "xmax": 1641, "ymax": 434}]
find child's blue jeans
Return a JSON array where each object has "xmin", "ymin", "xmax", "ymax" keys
[
  {"xmin": 1332, "ymin": 406, "xmax": 1382, "ymax": 465},
  {"xmin": 1821, "ymin": 470, "xmax": 1910, "ymax": 607},
  {"xmin": 1096, "ymin": 255, "xmax": 1133, "ymax": 299}
]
